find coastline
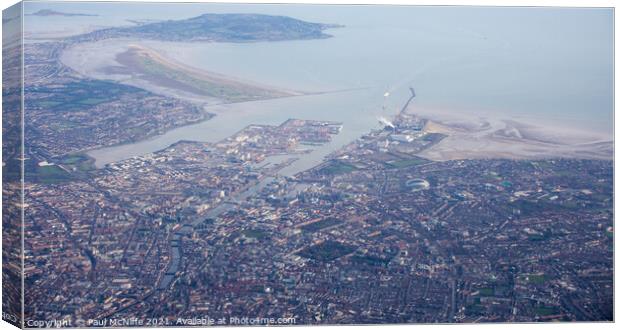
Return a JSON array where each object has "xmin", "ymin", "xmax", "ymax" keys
[
  {"xmin": 114, "ymin": 44, "xmax": 301, "ymax": 101},
  {"xmin": 59, "ymin": 38, "xmax": 613, "ymax": 168},
  {"xmin": 409, "ymin": 107, "xmax": 612, "ymax": 161}
]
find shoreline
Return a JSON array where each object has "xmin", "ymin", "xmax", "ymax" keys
[
  {"xmin": 83, "ymin": 86, "xmax": 375, "ymax": 169},
  {"xmin": 82, "ymin": 92, "xmax": 613, "ymax": 169},
  {"xmin": 114, "ymin": 43, "xmax": 301, "ymax": 100},
  {"xmin": 411, "ymin": 110, "xmax": 612, "ymax": 161},
  {"xmin": 59, "ymin": 39, "xmax": 612, "ymax": 168}
]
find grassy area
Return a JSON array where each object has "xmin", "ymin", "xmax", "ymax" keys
[
  {"xmin": 511, "ymin": 199, "xmax": 580, "ymax": 217},
  {"xmin": 27, "ymin": 80, "xmax": 143, "ymax": 112},
  {"xmin": 319, "ymin": 160, "xmax": 357, "ymax": 175},
  {"xmin": 126, "ymin": 126, "xmax": 149, "ymax": 140},
  {"xmin": 298, "ymin": 241, "xmax": 356, "ymax": 262},
  {"xmin": 528, "ymin": 233, "xmax": 548, "ymax": 242},
  {"xmin": 61, "ymin": 155, "xmax": 86, "ymax": 165},
  {"xmin": 520, "ymin": 274, "xmax": 546, "ymax": 284},
  {"xmin": 135, "ymin": 53, "xmax": 271, "ymax": 102},
  {"xmin": 479, "ymin": 287, "xmax": 494, "ymax": 296},
  {"xmin": 350, "ymin": 254, "xmax": 392, "ymax": 267},
  {"xmin": 300, "ymin": 217, "xmax": 343, "ymax": 233},
  {"xmin": 467, "ymin": 304, "xmax": 485, "ymax": 315},
  {"xmin": 534, "ymin": 306, "xmax": 559, "ymax": 316},
  {"xmin": 501, "ymin": 180, "xmax": 512, "ymax": 187},
  {"xmin": 33, "ymin": 165, "xmax": 72, "ymax": 184},
  {"xmin": 241, "ymin": 228, "xmax": 269, "ymax": 239},
  {"xmin": 59, "ymin": 153, "xmax": 96, "ymax": 172},
  {"xmin": 386, "ymin": 157, "xmax": 428, "ymax": 169}
]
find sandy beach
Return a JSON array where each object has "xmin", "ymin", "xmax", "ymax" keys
[
  {"xmin": 411, "ymin": 106, "xmax": 612, "ymax": 161},
  {"xmin": 61, "ymin": 39, "xmax": 298, "ymax": 104}
]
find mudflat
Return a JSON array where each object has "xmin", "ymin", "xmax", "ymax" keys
[{"xmin": 414, "ymin": 109, "xmax": 612, "ymax": 161}]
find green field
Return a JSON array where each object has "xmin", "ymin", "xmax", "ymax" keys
[
  {"xmin": 319, "ymin": 160, "xmax": 357, "ymax": 175},
  {"xmin": 298, "ymin": 241, "xmax": 356, "ymax": 262},
  {"xmin": 34, "ymin": 165, "xmax": 72, "ymax": 184},
  {"xmin": 479, "ymin": 287, "xmax": 494, "ymax": 296},
  {"xmin": 300, "ymin": 217, "xmax": 343, "ymax": 233},
  {"xmin": 28, "ymin": 80, "xmax": 143, "ymax": 112},
  {"xmin": 534, "ymin": 306, "xmax": 559, "ymax": 316},
  {"xmin": 59, "ymin": 153, "xmax": 96, "ymax": 172},
  {"xmin": 520, "ymin": 274, "xmax": 546, "ymax": 284},
  {"xmin": 126, "ymin": 49, "xmax": 282, "ymax": 103},
  {"xmin": 350, "ymin": 254, "xmax": 393, "ymax": 267},
  {"xmin": 241, "ymin": 228, "xmax": 269, "ymax": 239},
  {"xmin": 386, "ymin": 157, "xmax": 428, "ymax": 168},
  {"xmin": 512, "ymin": 199, "xmax": 580, "ymax": 216}
]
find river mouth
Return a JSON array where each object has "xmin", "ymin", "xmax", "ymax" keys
[
  {"xmin": 84, "ymin": 86, "xmax": 399, "ymax": 173},
  {"xmin": 59, "ymin": 37, "xmax": 409, "ymax": 173},
  {"xmin": 58, "ymin": 10, "xmax": 613, "ymax": 171}
]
